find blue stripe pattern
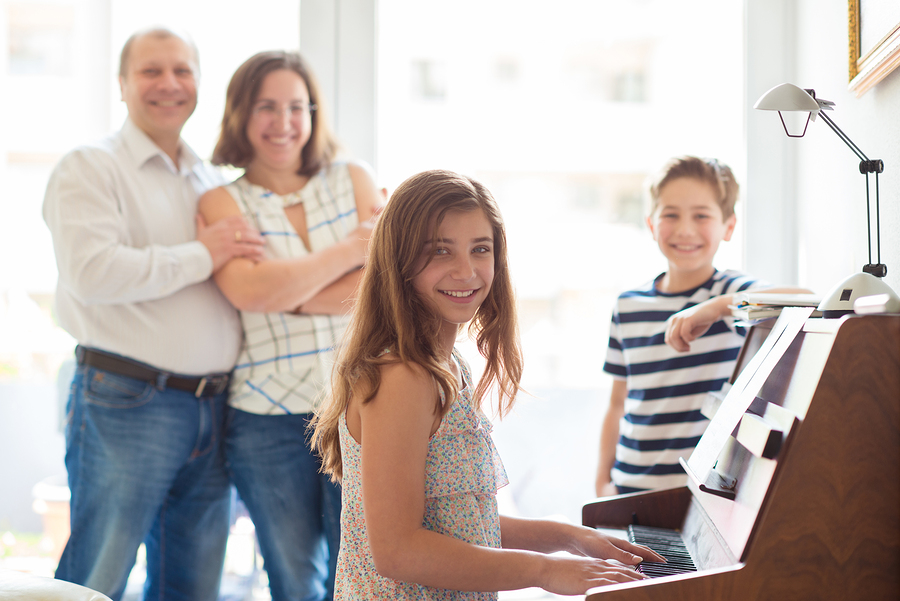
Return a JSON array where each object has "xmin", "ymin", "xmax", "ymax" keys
[
  {"xmin": 618, "ymin": 435, "xmax": 702, "ymax": 451},
  {"xmin": 235, "ymin": 346, "xmax": 334, "ymax": 370},
  {"xmin": 614, "ymin": 461, "xmax": 688, "ymax": 476},
  {"xmin": 245, "ymin": 378, "xmax": 292, "ymax": 414},
  {"xmin": 226, "ymin": 163, "xmax": 360, "ymax": 415},
  {"xmin": 627, "ymin": 347, "xmax": 739, "ymax": 375},
  {"xmin": 624, "ymin": 410, "xmax": 706, "ymax": 426},
  {"xmin": 602, "ymin": 269, "xmax": 763, "ymax": 491},
  {"xmin": 629, "ymin": 377, "xmax": 731, "ymax": 402},
  {"xmin": 308, "ymin": 207, "xmax": 357, "ymax": 232}
]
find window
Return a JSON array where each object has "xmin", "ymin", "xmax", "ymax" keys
[
  {"xmin": 8, "ymin": 2, "xmax": 75, "ymax": 76},
  {"xmin": 410, "ymin": 59, "xmax": 448, "ymax": 101},
  {"xmin": 0, "ymin": 0, "xmax": 301, "ymax": 581},
  {"xmin": 1, "ymin": 0, "xmax": 747, "ymax": 577},
  {"xmin": 377, "ymin": 0, "xmax": 745, "ymax": 520}
]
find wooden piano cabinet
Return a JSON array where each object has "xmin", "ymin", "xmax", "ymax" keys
[
  {"xmin": 581, "ymin": 487, "xmax": 692, "ymax": 531},
  {"xmin": 582, "ymin": 314, "xmax": 900, "ymax": 601}
]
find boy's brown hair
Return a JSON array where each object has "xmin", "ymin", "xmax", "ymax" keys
[{"xmin": 648, "ymin": 156, "xmax": 739, "ymax": 220}]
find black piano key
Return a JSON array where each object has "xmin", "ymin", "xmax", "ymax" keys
[
  {"xmin": 627, "ymin": 525, "xmax": 698, "ymax": 577},
  {"xmin": 640, "ymin": 564, "xmax": 691, "ymax": 577}
]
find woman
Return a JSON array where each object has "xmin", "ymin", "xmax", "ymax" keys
[{"xmin": 199, "ymin": 50, "xmax": 382, "ymax": 601}]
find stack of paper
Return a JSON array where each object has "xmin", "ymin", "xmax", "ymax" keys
[{"xmin": 730, "ymin": 292, "xmax": 822, "ymax": 323}]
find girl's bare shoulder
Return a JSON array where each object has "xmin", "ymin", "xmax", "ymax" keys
[{"xmin": 377, "ymin": 359, "xmax": 433, "ymax": 397}]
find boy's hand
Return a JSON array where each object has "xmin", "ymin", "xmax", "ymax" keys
[
  {"xmin": 595, "ymin": 480, "xmax": 619, "ymax": 497},
  {"xmin": 665, "ymin": 296, "xmax": 732, "ymax": 352}
]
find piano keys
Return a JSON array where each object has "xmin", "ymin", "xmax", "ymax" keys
[
  {"xmin": 583, "ymin": 313, "xmax": 900, "ymax": 601},
  {"xmin": 626, "ymin": 525, "xmax": 697, "ymax": 577}
]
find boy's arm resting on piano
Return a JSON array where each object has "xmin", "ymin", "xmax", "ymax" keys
[
  {"xmin": 596, "ymin": 380, "xmax": 627, "ymax": 497},
  {"xmin": 666, "ymin": 287, "xmax": 813, "ymax": 352},
  {"xmin": 665, "ymin": 294, "xmax": 734, "ymax": 352}
]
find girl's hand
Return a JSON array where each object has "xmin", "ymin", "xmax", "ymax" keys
[
  {"xmin": 539, "ymin": 554, "xmax": 647, "ymax": 596},
  {"xmin": 570, "ymin": 527, "xmax": 665, "ymax": 565}
]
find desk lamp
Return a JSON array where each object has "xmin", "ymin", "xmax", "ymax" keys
[{"xmin": 753, "ymin": 82, "xmax": 900, "ymax": 317}]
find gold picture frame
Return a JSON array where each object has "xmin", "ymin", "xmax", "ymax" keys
[{"xmin": 849, "ymin": 0, "xmax": 900, "ymax": 96}]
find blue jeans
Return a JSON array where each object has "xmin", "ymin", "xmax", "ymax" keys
[
  {"xmin": 225, "ymin": 408, "xmax": 341, "ymax": 601},
  {"xmin": 56, "ymin": 363, "xmax": 231, "ymax": 601}
]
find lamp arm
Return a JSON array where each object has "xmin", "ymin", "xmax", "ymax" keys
[
  {"xmin": 819, "ymin": 112, "xmax": 869, "ymax": 163},
  {"xmin": 818, "ymin": 111, "xmax": 887, "ymax": 277},
  {"xmin": 875, "ymin": 172, "xmax": 882, "ymax": 267},
  {"xmin": 865, "ymin": 173, "xmax": 874, "ymax": 267}
]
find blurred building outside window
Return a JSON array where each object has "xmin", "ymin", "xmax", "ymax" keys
[{"xmin": 376, "ymin": 0, "xmax": 745, "ymax": 522}]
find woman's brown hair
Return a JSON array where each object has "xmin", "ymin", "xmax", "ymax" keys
[{"xmin": 212, "ymin": 50, "xmax": 338, "ymax": 176}]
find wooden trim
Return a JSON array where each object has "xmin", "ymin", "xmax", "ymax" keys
[
  {"xmin": 582, "ymin": 487, "xmax": 692, "ymax": 530},
  {"xmin": 848, "ymin": 0, "xmax": 900, "ymax": 96},
  {"xmin": 849, "ymin": 0, "xmax": 860, "ymax": 80}
]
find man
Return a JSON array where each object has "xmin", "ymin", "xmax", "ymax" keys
[{"xmin": 42, "ymin": 27, "xmax": 263, "ymax": 601}]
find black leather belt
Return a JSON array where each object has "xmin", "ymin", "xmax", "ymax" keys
[{"xmin": 75, "ymin": 346, "xmax": 230, "ymax": 397}]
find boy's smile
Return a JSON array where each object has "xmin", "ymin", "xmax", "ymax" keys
[{"xmin": 647, "ymin": 176, "xmax": 736, "ymax": 292}]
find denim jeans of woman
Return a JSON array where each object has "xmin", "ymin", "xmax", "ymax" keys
[{"xmin": 225, "ymin": 408, "xmax": 341, "ymax": 601}]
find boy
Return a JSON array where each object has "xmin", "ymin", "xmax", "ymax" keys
[{"xmin": 595, "ymin": 156, "xmax": 804, "ymax": 496}]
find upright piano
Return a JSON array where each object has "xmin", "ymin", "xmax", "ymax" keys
[{"xmin": 582, "ymin": 313, "xmax": 899, "ymax": 600}]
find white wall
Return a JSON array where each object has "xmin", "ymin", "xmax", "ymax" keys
[
  {"xmin": 746, "ymin": 0, "xmax": 900, "ymax": 297},
  {"xmin": 795, "ymin": 0, "xmax": 900, "ymax": 298},
  {"xmin": 323, "ymin": 0, "xmax": 900, "ymax": 301},
  {"xmin": 300, "ymin": 0, "xmax": 377, "ymax": 167}
]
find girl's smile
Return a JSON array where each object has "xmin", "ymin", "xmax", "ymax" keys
[
  {"xmin": 413, "ymin": 208, "xmax": 495, "ymax": 329},
  {"xmin": 440, "ymin": 289, "xmax": 478, "ymax": 299}
]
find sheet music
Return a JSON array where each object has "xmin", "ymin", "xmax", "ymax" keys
[{"xmin": 687, "ymin": 306, "xmax": 815, "ymax": 480}]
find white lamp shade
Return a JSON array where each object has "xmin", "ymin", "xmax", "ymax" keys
[{"xmin": 753, "ymin": 83, "xmax": 820, "ymax": 112}]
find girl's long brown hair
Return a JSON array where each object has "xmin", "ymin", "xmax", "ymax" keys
[{"xmin": 311, "ymin": 169, "xmax": 523, "ymax": 482}]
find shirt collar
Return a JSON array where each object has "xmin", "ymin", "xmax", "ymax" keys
[{"xmin": 121, "ymin": 117, "xmax": 202, "ymax": 176}]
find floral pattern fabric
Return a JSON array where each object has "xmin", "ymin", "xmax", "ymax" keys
[{"xmin": 335, "ymin": 349, "xmax": 508, "ymax": 600}]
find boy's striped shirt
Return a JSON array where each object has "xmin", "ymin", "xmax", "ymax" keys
[{"xmin": 603, "ymin": 269, "xmax": 762, "ymax": 492}]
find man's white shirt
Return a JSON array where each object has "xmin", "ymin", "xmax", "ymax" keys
[{"xmin": 43, "ymin": 118, "xmax": 241, "ymax": 375}]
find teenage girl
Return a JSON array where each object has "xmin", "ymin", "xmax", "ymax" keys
[{"xmin": 312, "ymin": 169, "xmax": 662, "ymax": 599}]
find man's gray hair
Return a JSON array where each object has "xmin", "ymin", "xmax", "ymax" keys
[{"xmin": 118, "ymin": 26, "xmax": 199, "ymax": 78}]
